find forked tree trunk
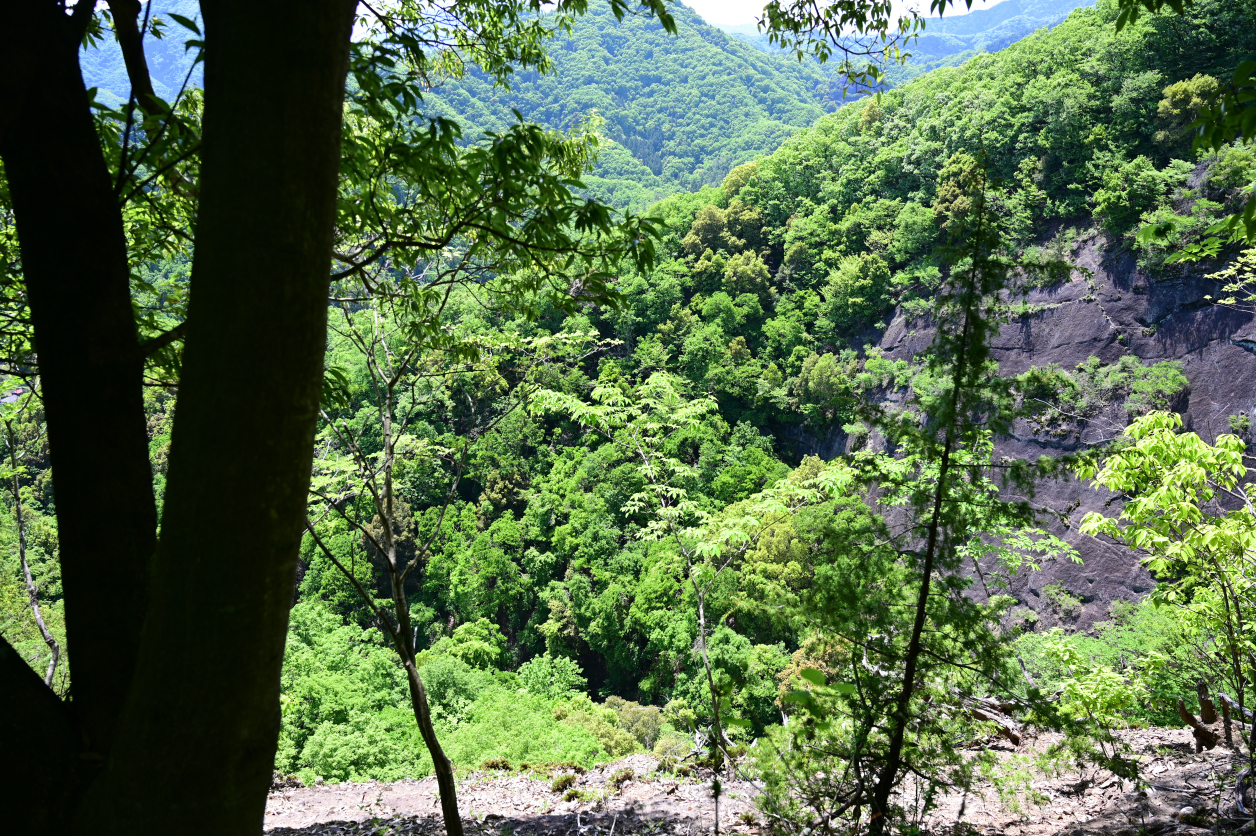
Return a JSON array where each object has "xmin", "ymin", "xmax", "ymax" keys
[
  {"xmin": 72, "ymin": 2, "xmax": 358, "ymax": 833},
  {"xmin": 0, "ymin": 0, "xmax": 158, "ymax": 775}
]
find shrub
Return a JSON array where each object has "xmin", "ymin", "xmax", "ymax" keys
[
  {"xmin": 652, "ymin": 731, "xmax": 691, "ymax": 760},
  {"xmin": 820, "ymin": 253, "xmax": 891, "ymax": 339},
  {"xmin": 551, "ymin": 774, "xmax": 578, "ymax": 793},
  {"xmin": 418, "ymin": 654, "xmax": 490, "ymax": 725},
  {"xmin": 480, "ymin": 758, "xmax": 511, "ymax": 771},
  {"xmin": 442, "ymin": 689, "xmax": 605, "ymax": 769},
  {"xmin": 517, "ymin": 653, "xmax": 588, "ymax": 700},
  {"xmin": 609, "ymin": 767, "xmax": 634, "ymax": 789},
  {"xmin": 556, "ymin": 695, "xmax": 640, "ymax": 757},
  {"xmin": 424, "ymin": 618, "xmax": 507, "ymax": 670},
  {"xmin": 604, "ymin": 696, "xmax": 664, "ymax": 749},
  {"xmin": 1016, "ymin": 598, "xmax": 1212, "ymax": 726},
  {"xmin": 1040, "ymin": 583, "xmax": 1083, "ymax": 617}
]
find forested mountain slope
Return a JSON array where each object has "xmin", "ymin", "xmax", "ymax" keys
[
  {"xmin": 608, "ymin": 0, "xmax": 1256, "ymax": 626},
  {"xmin": 722, "ymin": 0, "xmax": 1096, "ymax": 82},
  {"xmin": 82, "ymin": 1, "xmax": 1104, "ymax": 212},
  {"xmin": 78, "ymin": 0, "xmax": 203, "ymax": 106},
  {"xmin": 12, "ymin": 0, "xmax": 1256, "ymax": 793},
  {"xmin": 81, "ymin": 1, "xmax": 829, "ymax": 210},
  {"xmin": 393, "ymin": 2, "xmax": 834, "ymax": 208},
  {"xmin": 272, "ymin": 0, "xmax": 1256, "ymax": 752}
]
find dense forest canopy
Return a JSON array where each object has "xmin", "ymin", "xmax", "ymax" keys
[
  {"xmin": 6, "ymin": 0, "xmax": 1256, "ymax": 833},
  {"xmin": 284, "ymin": 0, "xmax": 1256, "ymax": 779}
]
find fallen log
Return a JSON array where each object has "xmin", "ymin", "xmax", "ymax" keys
[
  {"xmin": 965, "ymin": 697, "xmax": 1022, "ymax": 746},
  {"xmin": 1218, "ymin": 692, "xmax": 1255, "ymax": 722}
]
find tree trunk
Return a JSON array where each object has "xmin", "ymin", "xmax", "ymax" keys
[
  {"xmin": 384, "ymin": 377, "xmax": 464, "ymax": 836},
  {"xmin": 404, "ymin": 658, "xmax": 465, "ymax": 836},
  {"xmin": 0, "ymin": 0, "xmax": 158, "ymax": 769},
  {"xmin": 6, "ymin": 419, "xmax": 61, "ymax": 687},
  {"xmin": 73, "ymin": 2, "xmax": 357, "ymax": 833}
]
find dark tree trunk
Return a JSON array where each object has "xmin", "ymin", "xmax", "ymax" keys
[
  {"xmin": 0, "ymin": 0, "xmax": 158, "ymax": 771},
  {"xmin": 73, "ymin": 1, "xmax": 358, "ymax": 832}
]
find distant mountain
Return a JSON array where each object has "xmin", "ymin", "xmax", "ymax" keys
[
  {"xmin": 417, "ymin": 2, "xmax": 835, "ymax": 209},
  {"xmin": 900, "ymin": 0, "xmax": 1097, "ymax": 78},
  {"xmin": 714, "ymin": 0, "xmax": 1097, "ymax": 82},
  {"xmin": 77, "ymin": 0, "xmax": 1098, "ymax": 209},
  {"xmin": 79, "ymin": 0, "xmax": 203, "ymax": 108},
  {"xmin": 80, "ymin": 1, "xmax": 831, "ymax": 209}
]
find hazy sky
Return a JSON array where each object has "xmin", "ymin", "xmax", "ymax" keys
[{"xmin": 684, "ymin": 0, "xmax": 1009, "ymax": 27}]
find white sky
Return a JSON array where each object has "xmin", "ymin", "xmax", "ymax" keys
[{"xmin": 684, "ymin": 0, "xmax": 1010, "ymax": 27}]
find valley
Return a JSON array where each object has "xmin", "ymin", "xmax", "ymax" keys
[{"xmin": 6, "ymin": 0, "xmax": 1256, "ymax": 833}]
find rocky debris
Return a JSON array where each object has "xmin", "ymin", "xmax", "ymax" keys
[
  {"xmin": 924, "ymin": 724, "xmax": 1256, "ymax": 836},
  {"xmin": 266, "ymin": 722, "xmax": 1256, "ymax": 836},
  {"xmin": 273, "ymin": 772, "xmax": 307, "ymax": 791},
  {"xmin": 264, "ymin": 755, "xmax": 761, "ymax": 835}
]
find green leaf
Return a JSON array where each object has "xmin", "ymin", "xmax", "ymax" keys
[
  {"xmin": 168, "ymin": 13, "xmax": 200, "ymax": 35},
  {"xmin": 799, "ymin": 668, "xmax": 826, "ymax": 686}
]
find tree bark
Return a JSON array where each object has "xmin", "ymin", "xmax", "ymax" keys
[
  {"xmin": 0, "ymin": 633, "xmax": 83, "ymax": 834},
  {"xmin": 73, "ymin": 2, "xmax": 357, "ymax": 833},
  {"xmin": 0, "ymin": 0, "xmax": 158, "ymax": 767},
  {"xmin": 6, "ymin": 419, "xmax": 61, "ymax": 687}
]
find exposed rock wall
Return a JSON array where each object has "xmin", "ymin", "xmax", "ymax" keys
[{"xmin": 812, "ymin": 231, "xmax": 1256, "ymax": 628}]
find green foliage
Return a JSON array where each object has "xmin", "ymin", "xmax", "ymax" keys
[
  {"xmin": 1018, "ymin": 355, "xmax": 1188, "ymax": 437},
  {"xmin": 426, "ymin": 619, "xmax": 508, "ymax": 671},
  {"xmin": 518, "ymin": 653, "xmax": 588, "ymax": 699},
  {"xmin": 1040, "ymin": 583, "xmax": 1083, "ymax": 618},
  {"xmin": 1078, "ymin": 412, "xmax": 1256, "ymax": 710},
  {"xmin": 604, "ymin": 697, "xmax": 664, "ymax": 750},
  {"xmin": 276, "ymin": 601, "xmax": 639, "ymax": 784},
  {"xmin": 819, "ymin": 253, "xmax": 891, "ymax": 339},
  {"xmin": 1093, "ymin": 156, "xmax": 1185, "ymax": 234},
  {"xmin": 1017, "ymin": 598, "xmax": 1212, "ymax": 726}
]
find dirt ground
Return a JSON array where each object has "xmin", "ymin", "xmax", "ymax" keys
[
  {"xmin": 265, "ymin": 754, "xmax": 761, "ymax": 836},
  {"xmin": 265, "ymin": 726, "xmax": 1256, "ymax": 836}
]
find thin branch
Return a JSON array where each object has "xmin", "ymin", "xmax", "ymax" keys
[
  {"xmin": 138, "ymin": 320, "xmax": 188, "ymax": 358},
  {"xmin": 303, "ymin": 518, "xmax": 399, "ymax": 644}
]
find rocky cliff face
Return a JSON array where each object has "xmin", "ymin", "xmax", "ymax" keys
[{"xmin": 822, "ymin": 230, "xmax": 1256, "ymax": 629}]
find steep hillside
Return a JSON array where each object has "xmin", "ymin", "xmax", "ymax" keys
[
  {"xmin": 79, "ymin": 0, "xmax": 203, "ymax": 107},
  {"xmin": 590, "ymin": 0, "xmax": 1256, "ymax": 628},
  {"xmin": 79, "ymin": 1, "xmax": 829, "ymax": 209},
  {"xmin": 719, "ymin": 0, "xmax": 1097, "ymax": 81},
  {"xmin": 416, "ymin": 2, "xmax": 832, "ymax": 208},
  {"xmin": 78, "ymin": 0, "xmax": 1104, "ymax": 211}
]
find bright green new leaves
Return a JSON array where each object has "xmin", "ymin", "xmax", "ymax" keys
[
  {"xmin": 1078, "ymin": 411, "xmax": 1256, "ymax": 699},
  {"xmin": 1041, "ymin": 630, "xmax": 1145, "ymax": 728},
  {"xmin": 534, "ymin": 371, "xmax": 719, "ymax": 537},
  {"xmin": 1077, "ymin": 412, "xmax": 1249, "ymax": 575}
]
